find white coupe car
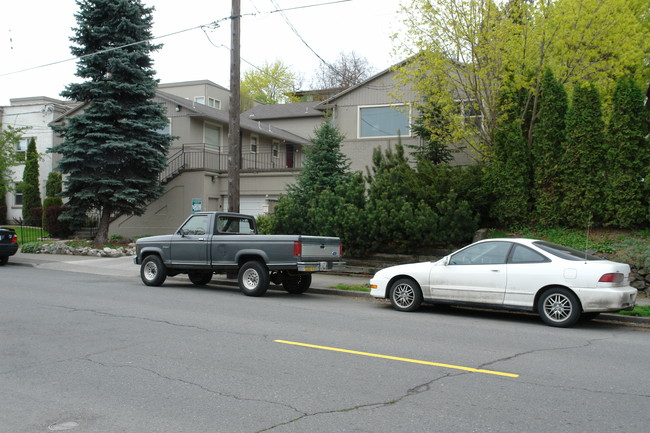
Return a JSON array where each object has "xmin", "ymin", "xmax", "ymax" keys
[{"xmin": 370, "ymin": 238, "xmax": 637, "ymax": 327}]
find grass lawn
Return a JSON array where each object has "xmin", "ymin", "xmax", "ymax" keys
[
  {"xmin": 1, "ymin": 226, "xmax": 50, "ymax": 245},
  {"xmin": 331, "ymin": 283, "xmax": 371, "ymax": 292},
  {"xmin": 617, "ymin": 305, "xmax": 650, "ymax": 317}
]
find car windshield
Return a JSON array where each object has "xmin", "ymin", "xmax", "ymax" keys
[{"xmin": 533, "ymin": 241, "xmax": 602, "ymax": 261}]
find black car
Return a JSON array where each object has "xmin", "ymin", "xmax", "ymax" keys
[{"xmin": 0, "ymin": 227, "xmax": 18, "ymax": 265}]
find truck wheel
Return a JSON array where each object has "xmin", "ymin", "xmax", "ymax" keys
[
  {"xmin": 189, "ymin": 272, "xmax": 213, "ymax": 286},
  {"xmin": 283, "ymin": 273, "xmax": 312, "ymax": 294},
  {"xmin": 141, "ymin": 255, "xmax": 167, "ymax": 286},
  {"xmin": 238, "ymin": 261, "xmax": 270, "ymax": 297}
]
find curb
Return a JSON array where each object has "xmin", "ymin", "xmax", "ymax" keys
[{"xmin": 9, "ymin": 254, "xmax": 649, "ymax": 326}]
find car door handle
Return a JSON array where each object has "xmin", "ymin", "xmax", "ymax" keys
[
  {"xmin": 490, "ymin": 269, "xmax": 500, "ymax": 272},
  {"xmin": 198, "ymin": 238, "xmax": 205, "ymax": 241}
]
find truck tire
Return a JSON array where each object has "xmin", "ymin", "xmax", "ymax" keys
[
  {"xmin": 238, "ymin": 261, "xmax": 270, "ymax": 297},
  {"xmin": 189, "ymin": 271, "xmax": 213, "ymax": 286},
  {"xmin": 283, "ymin": 273, "xmax": 312, "ymax": 294},
  {"xmin": 141, "ymin": 255, "xmax": 167, "ymax": 286}
]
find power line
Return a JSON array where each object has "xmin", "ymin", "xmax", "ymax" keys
[{"xmin": 0, "ymin": 0, "xmax": 351, "ymax": 79}]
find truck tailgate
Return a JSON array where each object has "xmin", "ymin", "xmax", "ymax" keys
[{"xmin": 299, "ymin": 236, "xmax": 342, "ymax": 259}]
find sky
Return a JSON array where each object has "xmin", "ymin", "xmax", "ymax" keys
[{"xmin": 0, "ymin": 0, "xmax": 406, "ymax": 106}]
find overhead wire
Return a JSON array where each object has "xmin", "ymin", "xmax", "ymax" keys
[{"xmin": 0, "ymin": 0, "xmax": 351, "ymax": 80}]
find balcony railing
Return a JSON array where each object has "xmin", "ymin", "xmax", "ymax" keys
[{"xmin": 160, "ymin": 143, "xmax": 303, "ymax": 184}]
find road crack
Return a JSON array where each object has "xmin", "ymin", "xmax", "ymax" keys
[{"xmin": 256, "ymin": 372, "xmax": 457, "ymax": 432}]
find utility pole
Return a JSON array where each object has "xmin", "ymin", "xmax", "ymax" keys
[{"xmin": 227, "ymin": 0, "xmax": 241, "ymax": 212}]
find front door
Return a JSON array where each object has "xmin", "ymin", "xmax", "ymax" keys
[
  {"xmin": 170, "ymin": 214, "xmax": 210, "ymax": 266},
  {"xmin": 286, "ymin": 144, "xmax": 295, "ymax": 168},
  {"xmin": 429, "ymin": 241, "xmax": 512, "ymax": 304}
]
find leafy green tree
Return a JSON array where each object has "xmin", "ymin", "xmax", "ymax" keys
[
  {"xmin": 51, "ymin": 0, "xmax": 172, "ymax": 245},
  {"xmin": 532, "ymin": 68, "xmax": 568, "ymax": 226},
  {"xmin": 21, "ymin": 138, "xmax": 42, "ymax": 226},
  {"xmin": 240, "ymin": 60, "xmax": 299, "ymax": 111},
  {"xmin": 603, "ymin": 76, "xmax": 650, "ymax": 227},
  {"xmin": 0, "ymin": 125, "xmax": 28, "ymax": 224},
  {"xmin": 0, "ymin": 124, "xmax": 27, "ymax": 196},
  {"xmin": 394, "ymin": 0, "xmax": 650, "ymax": 156},
  {"xmin": 560, "ymin": 83, "xmax": 606, "ymax": 227}
]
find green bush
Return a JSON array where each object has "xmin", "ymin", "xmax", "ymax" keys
[
  {"xmin": 44, "ymin": 206, "xmax": 72, "ymax": 238},
  {"xmin": 21, "ymin": 241, "xmax": 44, "ymax": 253},
  {"xmin": 612, "ymin": 238, "xmax": 650, "ymax": 269}
]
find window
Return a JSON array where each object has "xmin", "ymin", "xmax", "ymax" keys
[
  {"xmin": 449, "ymin": 242, "xmax": 511, "ymax": 265},
  {"xmin": 14, "ymin": 184, "xmax": 23, "ymax": 206},
  {"xmin": 533, "ymin": 241, "xmax": 602, "ymax": 261},
  {"xmin": 272, "ymin": 140, "xmax": 279, "ymax": 158},
  {"xmin": 457, "ymin": 99, "xmax": 483, "ymax": 130},
  {"xmin": 194, "ymin": 96, "xmax": 220, "ymax": 109},
  {"xmin": 178, "ymin": 214, "xmax": 209, "ymax": 236},
  {"xmin": 510, "ymin": 244, "xmax": 549, "ymax": 264},
  {"xmin": 16, "ymin": 138, "xmax": 29, "ymax": 162},
  {"xmin": 216, "ymin": 215, "xmax": 255, "ymax": 234},
  {"xmin": 156, "ymin": 118, "xmax": 172, "ymax": 135},
  {"xmin": 205, "ymin": 123, "xmax": 222, "ymax": 151},
  {"xmin": 359, "ymin": 105, "xmax": 410, "ymax": 138},
  {"xmin": 250, "ymin": 135, "xmax": 258, "ymax": 153}
]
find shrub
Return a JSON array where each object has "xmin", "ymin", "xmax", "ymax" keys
[
  {"xmin": 612, "ymin": 238, "xmax": 650, "ymax": 269},
  {"xmin": 44, "ymin": 206, "xmax": 72, "ymax": 238},
  {"xmin": 21, "ymin": 242, "xmax": 44, "ymax": 253}
]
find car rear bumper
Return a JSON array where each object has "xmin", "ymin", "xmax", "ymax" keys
[
  {"xmin": 297, "ymin": 261, "xmax": 346, "ymax": 272},
  {"xmin": 0, "ymin": 244, "xmax": 18, "ymax": 257},
  {"xmin": 575, "ymin": 286, "xmax": 638, "ymax": 312}
]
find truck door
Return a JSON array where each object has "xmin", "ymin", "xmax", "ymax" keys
[{"xmin": 170, "ymin": 214, "xmax": 210, "ymax": 266}]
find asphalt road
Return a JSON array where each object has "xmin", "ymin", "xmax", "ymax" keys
[{"xmin": 1, "ymin": 263, "xmax": 649, "ymax": 433}]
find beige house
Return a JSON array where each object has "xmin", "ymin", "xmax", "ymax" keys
[
  {"xmin": 108, "ymin": 82, "xmax": 312, "ymax": 237},
  {"xmin": 4, "ymin": 62, "xmax": 477, "ymax": 237}
]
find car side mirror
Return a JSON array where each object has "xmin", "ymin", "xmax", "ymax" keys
[{"xmin": 443, "ymin": 255, "xmax": 451, "ymax": 266}]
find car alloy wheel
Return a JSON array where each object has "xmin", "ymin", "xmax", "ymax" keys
[
  {"xmin": 538, "ymin": 287, "xmax": 581, "ymax": 327},
  {"xmin": 389, "ymin": 278, "xmax": 423, "ymax": 312}
]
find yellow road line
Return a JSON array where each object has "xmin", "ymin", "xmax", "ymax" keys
[{"xmin": 274, "ymin": 340, "xmax": 519, "ymax": 378}]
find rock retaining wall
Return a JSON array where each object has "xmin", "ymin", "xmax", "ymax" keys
[{"xmin": 35, "ymin": 242, "xmax": 135, "ymax": 258}]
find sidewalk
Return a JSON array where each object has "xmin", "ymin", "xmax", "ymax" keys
[
  {"xmin": 8, "ymin": 251, "xmax": 648, "ymax": 324},
  {"xmin": 9, "ymin": 251, "xmax": 372, "ymax": 291}
]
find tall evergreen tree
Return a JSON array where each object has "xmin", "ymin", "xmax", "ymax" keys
[
  {"xmin": 560, "ymin": 83, "xmax": 606, "ymax": 227},
  {"xmin": 51, "ymin": 0, "xmax": 172, "ymax": 244},
  {"xmin": 484, "ymin": 80, "xmax": 532, "ymax": 226},
  {"xmin": 603, "ymin": 76, "xmax": 650, "ymax": 227},
  {"xmin": 532, "ymin": 68, "xmax": 568, "ymax": 226},
  {"xmin": 409, "ymin": 101, "xmax": 454, "ymax": 165},
  {"xmin": 21, "ymin": 137, "xmax": 42, "ymax": 226},
  {"xmin": 271, "ymin": 120, "xmax": 352, "ymax": 236}
]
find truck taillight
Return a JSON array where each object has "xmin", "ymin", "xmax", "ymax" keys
[
  {"xmin": 598, "ymin": 273, "xmax": 623, "ymax": 283},
  {"xmin": 293, "ymin": 241, "xmax": 302, "ymax": 257},
  {"xmin": 339, "ymin": 244, "xmax": 343, "ymax": 257}
]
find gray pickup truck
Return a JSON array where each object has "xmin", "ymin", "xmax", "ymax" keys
[{"xmin": 134, "ymin": 212, "xmax": 344, "ymax": 296}]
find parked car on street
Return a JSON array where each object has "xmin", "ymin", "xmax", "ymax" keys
[
  {"xmin": 370, "ymin": 238, "xmax": 637, "ymax": 327},
  {"xmin": 0, "ymin": 227, "xmax": 18, "ymax": 265}
]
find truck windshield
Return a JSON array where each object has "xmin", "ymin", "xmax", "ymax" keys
[{"xmin": 216, "ymin": 216, "xmax": 255, "ymax": 234}]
